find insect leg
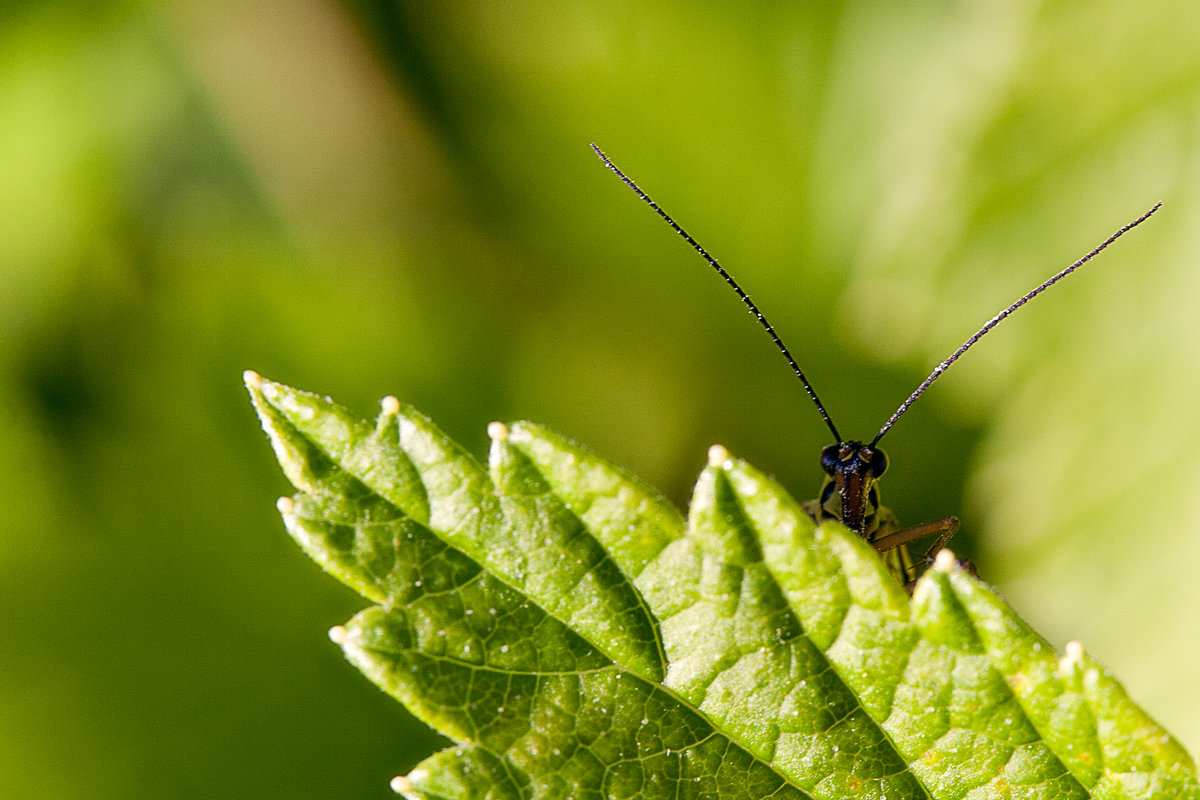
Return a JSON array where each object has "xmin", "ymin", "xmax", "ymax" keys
[
  {"xmin": 871, "ymin": 516, "xmax": 959, "ymax": 559},
  {"xmin": 875, "ymin": 516, "xmax": 979, "ymax": 590}
]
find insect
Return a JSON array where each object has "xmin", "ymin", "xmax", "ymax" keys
[{"xmin": 593, "ymin": 143, "xmax": 1160, "ymax": 588}]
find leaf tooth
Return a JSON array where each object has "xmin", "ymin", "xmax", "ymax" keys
[
  {"xmin": 276, "ymin": 491, "xmax": 397, "ymax": 604},
  {"xmin": 1059, "ymin": 640, "xmax": 1085, "ymax": 675},
  {"xmin": 488, "ymin": 431, "xmax": 666, "ymax": 683},
  {"xmin": 255, "ymin": 376, "xmax": 440, "ymax": 525},
  {"xmin": 388, "ymin": 404, "xmax": 488, "ymax": 535},
  {"xmin": 388, "ymin": 774, "xmax": 412, "ymax": 796},
  {"xmin": 505, "ymin": 421, "xmax": 685, "ymax": 581},
  {"xmin": 678, "ymin": 451, "xmax": 927, "ymax": 797},
  {"xmin": 688, "ymin": 452, "xmax": 762, "ymax": 566},
  {"xmin": 708, "ymin": 443, "xmax": 732, "ymax": 467},
  {"xmin": 1051, "ymin": 634, "xmax": 1199, "ymax": 798},
  {"xmin": 902, "ymin": 568, "xmax": 1092, "ymax": 797},
  {"xmin": 932, "ymin": 548, "xmax": 957, "ymax": 573},
  {"xmin": 487, "ymin": 421, "xmax": 509, "ymax": 442},
  {"xmin": 246, "ymin": 375, "xmax": 338, "ymax": 494},
  {"xmin": 941, "ymin": 567, "xmax": 1105, "ymax": 791}
]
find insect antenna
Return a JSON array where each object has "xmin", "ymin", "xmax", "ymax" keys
[
  {"xmin": 870, "ymin": 202, "xmax": 1162, "ymax": 448},
  {"xmin": 592, "ymin": 143, "xmax": 842, "ymax": 443}
]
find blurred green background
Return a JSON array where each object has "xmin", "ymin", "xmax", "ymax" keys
[{"xmin": 3, "ymin": 1, "xmax": 1198, "ymax": 796}]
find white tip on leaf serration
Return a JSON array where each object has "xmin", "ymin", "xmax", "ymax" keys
[
  {"xmin": 933, "ymin": 548, "xmax": 957, "ymax": 572},
  {"xmin": 328, "ymin": 626, "xmax": 348, "ymax": 645},
  {"xmin": 707, "ymin": 444, "xmax": 731, "ymax": 467},
  {"xmin": 381, "ymin": 396, "xmax": 400, "ymax": 415},
  {"xmin": 390, "ymin": 774, "xmax": 413, "ymax": 794},
  {"xmin": 1058, "ymin": 640, "xmax": 1086, "ymax": 676},
  {"xmin": 243, "ymin": 370, "xmax": 262, "ymax": 389},
  {"xmin": 487, "ymin": 421, "xmax": 510, "ymax": 442},
  {"xmin": 276, "ymin": 496, "xmax": 294, "ymax": 515}
]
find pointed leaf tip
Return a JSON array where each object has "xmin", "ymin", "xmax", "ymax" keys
[{"xmin": 933, "ymin": 547, "xmax": 957, "ymax": 572}]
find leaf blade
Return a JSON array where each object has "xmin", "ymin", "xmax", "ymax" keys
[{"xmin": 247, "ymin": 375, "xmax": 1200, "ymax": 800}]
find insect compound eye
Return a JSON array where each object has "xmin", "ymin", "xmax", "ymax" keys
[
  {"xmin": 868, "ymin": 447, "xmax": 889, "ymax": 478},
  {"xmin": 820, "ymin": 444, "xmax": 840, "ymax": 476}
]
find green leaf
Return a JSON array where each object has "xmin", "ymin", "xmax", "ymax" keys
[{"xmin": 246, "ymin": 373, "xmax": 1199, "ymax": 800}]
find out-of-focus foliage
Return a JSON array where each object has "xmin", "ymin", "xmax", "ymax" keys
[{"xmin": 0, "ymin": 1, "xmax": 1197, "ymax": 797}]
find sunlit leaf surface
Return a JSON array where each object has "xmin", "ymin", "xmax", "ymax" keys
[{"xmin": 248, "ymin": 374, "xmax": 1198, "ymax": 800}]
